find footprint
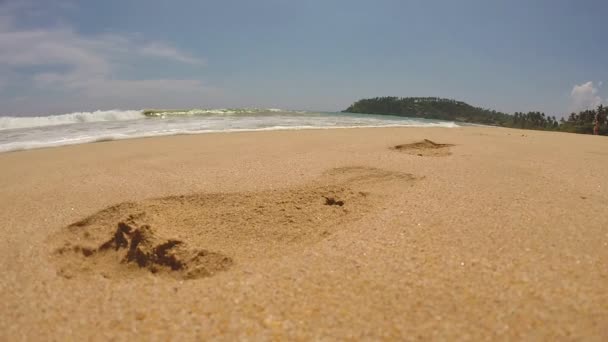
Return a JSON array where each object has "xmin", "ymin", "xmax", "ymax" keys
[
  {"xmin": 49, "ymin": 167, "xmax": 417, "ymax": 280},
  {"xmin": 392, "ymin": 139, "xmax": 454, "ymax": 157}
]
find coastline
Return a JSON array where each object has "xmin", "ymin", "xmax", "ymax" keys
[
  {"xmin": 0, "ymin": 109, "xmax": 458, "ymax": 153},
  {"xmin": 0, "ymin": 120, "xmax": 459, "ymax": 154},
  {"xmin": 1, "ymin": 126, "xmax": 607, "ymax": 340}
]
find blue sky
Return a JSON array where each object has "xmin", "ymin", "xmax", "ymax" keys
[{"xmin": 0, "ymin": 0, "xmax": 606, "ymax": 116}]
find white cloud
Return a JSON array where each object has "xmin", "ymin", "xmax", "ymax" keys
[
  {"xmin": 140, "ymin": 42, "xmax": 206, "ymax": 66},
  {"xmin": 570, "ymin": 81, "xmax": 603, "ymax": 111},
  {"xmin": 0, "ymin": 28, "xmax": 110, "ymax": 74},
  {"xmin": 0, "ymin": 2, "xmax": 212, "ymax": 115},
  {"xmin": 0, "ymin": 27, "xmax": 205, "ymax": 78}
]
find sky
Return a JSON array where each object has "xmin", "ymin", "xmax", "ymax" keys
[{"xmin": 0, "ymin": 0, "xmax": 607, "ymax": 117}]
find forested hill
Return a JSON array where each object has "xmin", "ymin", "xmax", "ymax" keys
[
  {"xmin": 343, "ymin": 97, "xmax": 512, "ymax": 125},
  {"xmin": 344, "ymin": 96, "xmax": 608, "ymax": 135}
]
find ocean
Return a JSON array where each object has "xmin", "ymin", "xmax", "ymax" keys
[{"xmin": 0, "ymin": 109, "xmax": 459, "ymax": 153}]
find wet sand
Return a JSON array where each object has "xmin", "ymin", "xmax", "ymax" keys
[{"xmin": 1, "ymin": 126, "xmax": 607, "ymax": 340}]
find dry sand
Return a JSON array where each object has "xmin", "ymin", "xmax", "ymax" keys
[{"xmin": 0, "ymin": 126, "xmax": 607, "ymax": 340}]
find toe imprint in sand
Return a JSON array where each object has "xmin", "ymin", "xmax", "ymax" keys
[
  {"xmin": 50, "ymin": 167, "xmax": 418, "ymax": 280},
  {"xmin": 55, "ymin": 218, "xmax": 232, "ymax": 280},
  {"xmin": 392, "ymin": 139, "xmax": 454, "ymax": 157}
]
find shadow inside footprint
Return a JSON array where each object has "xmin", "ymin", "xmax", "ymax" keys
[{"xmin": 324, "ymin": 197, "xmax": 344, "ymax": 206}]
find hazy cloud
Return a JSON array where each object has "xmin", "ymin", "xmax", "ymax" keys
[
  {"xmin": 570, "ymin": 81, "xmax": 603, "ymax": 111},
  {"xmin": 0, "ymin": 27, "xmax": 205, "ymax": 81},
  {"xmin": 140, "ymin": 42, "xmax": 206, "ymax": 66},
  {"xmin": 0, "ymin": 1, "xmax": 211, "ymax": 115},
  {"xmin": 0, "ymin": 14, "xmax": 12, "ymax": 30}
]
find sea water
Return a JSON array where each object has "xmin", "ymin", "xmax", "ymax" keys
[{"xmin": 0, "ymin": 109, "xmax": 459, "ymax": 153}]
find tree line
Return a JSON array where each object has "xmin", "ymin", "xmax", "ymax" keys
[{"xmin": 344, "ymin": 97, "xmax": 607, "ymax": 135}]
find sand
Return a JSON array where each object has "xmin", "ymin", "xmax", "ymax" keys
[{"xmin": 0, "ymin": 126, "xmax": 607, "ymax": 340}]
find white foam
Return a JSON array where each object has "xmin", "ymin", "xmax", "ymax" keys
[
  {"xmin": 143, "ymin": 108, "xmax": 289, "ymax": 116},
  {"xmin": 0, "ymin": 110, "xmax": 145, "ymax": 131},
  {"xmin": 0, "ymin": 110, "xmax": 460, "ymax": 153}
]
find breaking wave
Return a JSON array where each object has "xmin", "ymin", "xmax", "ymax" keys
[
  {"xmin": 0, "ymin": 110, "xmax": 145, "ymax": 131},
  {"xmin": 0, "ymin": 108, "xmax": 461, "ymax": 153},
  {"xmin": 142, "ymin": 108, "xmax": 289, "ymax": 116},
  {"xmin": 0, "ymin": 108, "xmax": 300, "ymax": 131}
]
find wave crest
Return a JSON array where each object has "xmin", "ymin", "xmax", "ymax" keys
[
  {"xmin": 142, "ymin": 108, "xmax": 287, "ymax": 117},
  {"xmin": 0, "ymin": 110, "xmax": 145, "ymax": 131}
]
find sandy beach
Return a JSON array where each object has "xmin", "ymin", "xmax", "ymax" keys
[{"xmin": 1, "ymin": 126, "xmax": 607, "ymax": 340}]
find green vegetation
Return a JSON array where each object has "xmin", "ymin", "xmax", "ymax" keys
[
  {"xmin": 344, "ymin": 97, "xmax": 607, "ymax": 135},
  {"xmin": 558, "ymin": 108, "xmax": 608, "ymax": 135}
]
